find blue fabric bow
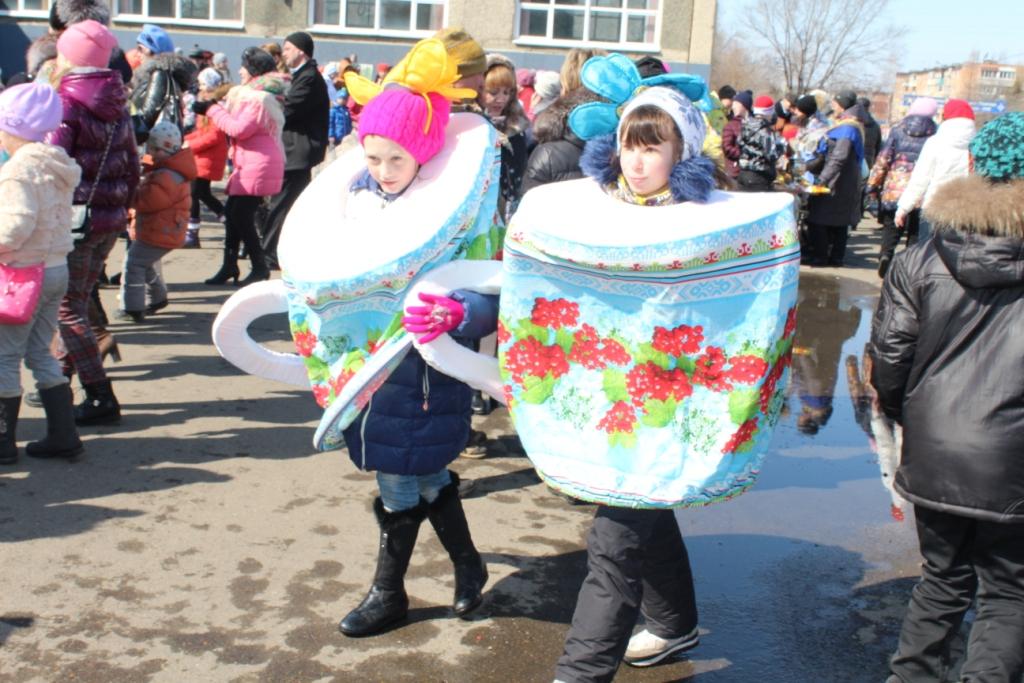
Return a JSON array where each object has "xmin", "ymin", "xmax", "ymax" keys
[{"xmin": 568, "ymin": 53, "xmax": 709, "ymax": 141}]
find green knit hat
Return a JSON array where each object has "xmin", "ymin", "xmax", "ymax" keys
[{"xmin": 970, "ymin": 112, "xmax": 1024, "ymax": 181}]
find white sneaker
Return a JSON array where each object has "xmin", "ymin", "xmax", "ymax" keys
[{"xmin": 623, "ymin": 626, "xmax": 700, "ymax": 667}]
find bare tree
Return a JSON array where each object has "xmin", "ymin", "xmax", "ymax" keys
[
  {"xmin": 711, "ymin": 29, "xmax": 778, "ymax": 92},
  {"xmin": 742, "ymin": 0, "xmax": 902, "ymax": 94}
]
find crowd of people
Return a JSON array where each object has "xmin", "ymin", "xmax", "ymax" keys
[{"xmin": 0, "ymin": 3, "xmax": 1022, "ymax": 682}]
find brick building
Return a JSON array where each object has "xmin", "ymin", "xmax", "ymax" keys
[
  {"xmin": 890, "ymin": 61, "xmax": 1022, "ymax": 120},
  {"xmin": 1, "ymin": 0, "xmax": 717, "ymax": 81}
]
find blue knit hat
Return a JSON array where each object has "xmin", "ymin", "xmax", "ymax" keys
[
  {"xmin": 137, "ymin": 23, "xmax": 174, "ymax": 55},
  {"xmin": 970, "ymin": 112, "xmax": 1024, "ymax": 181}
]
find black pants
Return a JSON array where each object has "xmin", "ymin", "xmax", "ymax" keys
[
  {"xmin": 737, "ymin": 169, "xmax": 775, "ymax": 192},
  {"xmin": 189, "ymin": 178, "xmax": 225, "ymax": 223},
  {"xmin": 260, "ymin": 168, "xmax": 312, "ymax": 269},
  {"xmin": 555, "ymin": 507, "xmax": 698, "ymax": 683},
  {"xmin": 890, "ymin": 505, "xmax": 1024, "ymax": 683},
  {"xmin": 224, "ymin": 195, "xmax": 264, "ymax": 266},
  {"xmin": 807, "ymin": 222, "xmax": 849, "ymax": 266},
  {"xmin": 878, "ymin": 209, "xmax": 920, "ymax": 277}
]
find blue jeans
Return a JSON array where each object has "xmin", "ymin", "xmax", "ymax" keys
[
  {"xmin": 376, "ymin": 469, "xmax": 452, "ymax": 512},
  {"xmin": 0, "ymin": 264, "xmax": 70, "ymax": 398}
]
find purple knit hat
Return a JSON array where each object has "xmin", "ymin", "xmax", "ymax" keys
[
  {"xmin": 357, "ymin": 85, "xmax": 451, "ymax": 165},
  {"xmin": 0, "ymin": 82, "xmax": 64, "ymax": 142}
]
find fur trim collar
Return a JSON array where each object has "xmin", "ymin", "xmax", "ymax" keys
[
  {"xmin": 580, "ymin": 134, "xmax": 716, "ymax": 204},
  {"xmin": 924, "ymin": 175, "xmax": 1024, "ymax": 237},
  {"xmin": 131, "ymin": 53, "xmax": 197, "ymax": 91},
  {"xmin": 26, "ymin": 34, "xmax": 58, "ymax": 78}
]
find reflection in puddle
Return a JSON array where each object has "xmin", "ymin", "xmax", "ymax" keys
[
  {"xmin": 781, "ymin": 273, "xmax": 909, "ymax": 522},
  {"xmin": 847, "ymin": 349, "xmax": 908, "ymax": 522}
]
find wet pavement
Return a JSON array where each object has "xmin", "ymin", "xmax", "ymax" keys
[{"xmin": 0, "ymin": 236, "xmax": 930, "ymax": 682}]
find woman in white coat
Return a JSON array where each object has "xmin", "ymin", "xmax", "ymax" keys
[{"xmin": 895, "ymin": 99, "xmax": 976, "ymax": 240}]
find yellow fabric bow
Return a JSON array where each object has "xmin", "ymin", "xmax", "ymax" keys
[{"xmin": 343, "ymin": 38, "xmax": 478, "ymax": 134}]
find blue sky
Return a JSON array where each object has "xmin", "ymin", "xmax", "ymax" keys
[
  {"xmin": 888, "ymin": 0, "xmax": 1023, "ymax": 70},
  {"xmin": 721, "ymin": 0, "xmax": 1024, "ymax": 71}
]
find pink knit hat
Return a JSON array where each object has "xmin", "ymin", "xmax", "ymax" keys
[
  {"xmin": 0, "ymin": 82, "xmax": 64, "ymax": 142},
  {"xmin": 907, "ymin": 97, "xmax": 938, "ymax": 118},
  {"xmin": 357, "ymin": 85, "xmax": 451, "ymax": 165},
  {"xmin": 57, "ymin": 19, "xmax": 117, "ymax": 69}
]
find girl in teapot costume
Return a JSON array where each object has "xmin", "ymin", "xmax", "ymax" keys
[{"xmin": 335, "ymin": 42, "xmax": 497, "ymax": 638}]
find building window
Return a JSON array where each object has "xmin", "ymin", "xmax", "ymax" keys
[
  {"xmin": 0, "ymin": 0, "xmax": 48, "ymax": 16},
  {"xmin": 312, "ymin": 0, "xmax": 445, "ymax": 36},
  {"xmin": 114, "ymin": 0, "xmax": 243, "ymax": 23},
  {"xmin": 516, "ymin": 0, "xmax": 661, "ymax": 49},
  {"xmin": 981, "ymin": 69, "xmax": 997, "ymax": 78}
]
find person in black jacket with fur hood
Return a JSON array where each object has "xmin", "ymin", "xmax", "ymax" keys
[
  {"xmin": 871, "ymin": 112, "xmax": 1024, "ymax": 683},
  {"xmin": 522, "ymin": 87, "xmax": 605, "ymax": 194}
]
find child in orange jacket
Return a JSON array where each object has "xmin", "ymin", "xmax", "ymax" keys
[{"xmin": 117, "ymin": 121, "xmax": 198, "ymax": 321}]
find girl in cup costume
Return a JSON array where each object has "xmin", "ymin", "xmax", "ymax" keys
[
  {"xmin": 495, "ymin": 55, "xmax": 798, "ymax": 682},
  {"xmin": 335, "ymin": 41, "xmax": 496, "ymax": 637}
]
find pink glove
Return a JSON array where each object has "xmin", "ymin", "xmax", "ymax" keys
[{"xmin": 402, "ymin": 292, "xmax": 465, "ymax": 344}]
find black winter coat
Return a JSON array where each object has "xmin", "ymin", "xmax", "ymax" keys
[
  {"xmin": 522, "ymin": 94, "xmax": 588, "ymax": 193},
  {"xmin": 129, "ymin": 54, "xmax": 196, "ymax": 131},
  {"xmin": 861, "ymin": 114, "xmax": 883, "ymax": 169},
  {"xmin": 342, "ymin": 290, "xmax": 498, "ymax": 475},
  {"xmin": 870, "ymin": 175, "xmax": 1024, "ymax": 523},
  {"xmin": 283, "ymin": 60, "xmax": 330, "ymax": 171}
]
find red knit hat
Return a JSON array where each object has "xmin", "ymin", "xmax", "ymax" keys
[
  {"xmin": 942, "ymin": 98, "xmax": 975, "ymax": 121},
  {"xmin": 753, "ymin": 94, "xmax": 775, "ymax": 116}
]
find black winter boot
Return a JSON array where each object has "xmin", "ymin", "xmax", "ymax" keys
[
  {"xmin": 238, "ymin": 245, "xmax": 270, "ymax": 286},
  {"xmin": 339, "ymin": 498, "xmax": 427, "ymax": 637},
  {"xmin": 0, "ymin": 396, "xmax": 21, "ymax": 465},
  {"xmin": 205, "ymin": 247, "xmax": 240, "ymax": 285},
  {"xmin": 26, "ymin": 384, "xmax": 84, "ymax": 459},
  {"xmin": 75, "ymin": 379, "xmax": 120, "ymax": 426},
  {"xmin": 427, "ymin": 471, "xmax": 488, "ymax": 617}
]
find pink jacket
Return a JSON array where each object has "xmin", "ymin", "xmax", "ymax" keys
[{"xmin": 207, "ymin": 80, "xmax": 286, "ymax": 197}]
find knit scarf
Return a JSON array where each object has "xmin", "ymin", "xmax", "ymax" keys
[{"xmin": 607, "ymin": 174, "xmax": 677, "ymax": 206}]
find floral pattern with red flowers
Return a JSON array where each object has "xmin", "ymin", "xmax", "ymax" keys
[
  {"xmin": 652, "ymin": 324, "xmax": 704, "ymax": 356},
  {"xmin": 498, "ymin": 295, "xmax": 794, "ymax": 448},
  {"xmin": 503, "ymin": 337, "xmax": 570, "ymax": 384},
  {"xmin": 294, "ymin": 329, "xmax": 317, "ymax": 357},
  {"xmin": 531, "ymin": 297, "xmax": 580, "ymax": 329}
]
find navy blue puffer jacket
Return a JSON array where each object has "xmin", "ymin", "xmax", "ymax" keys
[{"xmin": 343, "ymin": 290, "xmax": 498, "ymax": 475}]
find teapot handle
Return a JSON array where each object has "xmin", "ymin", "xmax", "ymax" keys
[
  {"xmin": 212, "ymin": 279, "xmax": 310, "ymax": 388},
  {"xmin": 406, "ymin": 260, "xmax": 505, "ymax": 405}
]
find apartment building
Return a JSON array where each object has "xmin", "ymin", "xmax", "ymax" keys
[{"xmin": 891, "ymin": 60, "xmax": 1021, "ymax": 120}]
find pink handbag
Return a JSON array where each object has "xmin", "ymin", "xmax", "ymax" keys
[{"xmin": 0, "ymin": 262, "xmax": 44, "ymax": 325}]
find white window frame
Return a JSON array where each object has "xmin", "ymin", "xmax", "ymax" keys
[
  {"xmin": 112, "ymin": 0, "xmax": 244, "ymax": 29},
  {"xmin": 513, "ymin": 0, "xmax": 663, "ymax": 53},
  {"xmin": 0, "ymin": 0, "xmax": 48, "ymax": 19},
  {"xmin": 310, "ymin": 0, "xmax": 448, "ymax": 39}
]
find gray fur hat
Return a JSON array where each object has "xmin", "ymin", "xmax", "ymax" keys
[{"xmin": 49, "ymin": 0, "xmax": 111, "ymax": 30}]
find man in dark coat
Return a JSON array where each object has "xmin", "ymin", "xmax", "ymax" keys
[
  {"xmin": 260, "ymin": 31, "xmax": 330, "ymax": 270},
  {"xmin": 871, "ymin": 113, "xmax": 1024, "ymax": 683},
  {"xmin": 804, "ymin": 91, "xmax": 864, "ymax": 266},
  {"xmin": 857, "ymin": 96, "xmax": 882, "ymax": 169}
]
